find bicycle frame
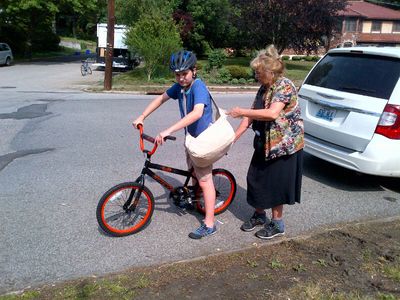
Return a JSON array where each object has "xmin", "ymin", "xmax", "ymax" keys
[
  {"xmin": 135, "ymin": 159, "xmax": 193, "ymax": 192},
  {"xmin": 126, "ymin": 125, "xmax": 195, "ymax": 211}
]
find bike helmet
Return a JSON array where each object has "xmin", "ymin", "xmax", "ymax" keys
[{"xmin": 169, "ymin": 50, "xmax": 197, "ymax": 72}]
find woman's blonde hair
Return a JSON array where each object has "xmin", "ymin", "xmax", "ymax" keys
[{"xmin": 250, "ymin": 44, "xmax": 285, "ymax": 80}]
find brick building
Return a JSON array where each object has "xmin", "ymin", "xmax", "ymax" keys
[{"xmin": 333, "ymin": 0, "xmax": 400, "ymax": 48}]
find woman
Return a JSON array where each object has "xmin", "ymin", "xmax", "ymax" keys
[
  {"xmin": 227, "ymin": 45, "xmax": 304, "ymax": 239},
  {"xmin": 133, "ymin": 50, "xmax": 217, "ymax": 240}
]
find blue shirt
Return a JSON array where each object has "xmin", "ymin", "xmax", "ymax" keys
[{"xmin": 166, "ymin": 79, "xmax": 213, "ymax": 137}]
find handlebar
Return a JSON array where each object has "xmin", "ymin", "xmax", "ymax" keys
[{"xmin": 135, "ymin": 124, "xmax": 176, "ymax": 155}]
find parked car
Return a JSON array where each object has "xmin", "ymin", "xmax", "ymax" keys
[
  {"xmin": 298, "ymin": 47, "xmax": 400, "ymax": 177},
  {"xmin": 0, "ymin": 43, "xmax": 13, "ymax": 66}
]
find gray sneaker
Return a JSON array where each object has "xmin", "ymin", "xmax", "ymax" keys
[
  {"xmin": 240, "ymin": 212, "xmax": 268, "ymax": 232},
  {"xmin": 189, "ymin": 222, "xmax": 217, "ymax": 239},
  {"xmin": 255, "ymin": 221, "xmax": 285, "ymax": 239}
]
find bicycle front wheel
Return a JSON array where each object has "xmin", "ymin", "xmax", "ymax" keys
[
  {"xmin": 96, "ymin": 182, "xmax": 154, "ymax": 237},
  {"xmin": 81, "ymin": 65, "xmax": 87, "ymax": 76},
  {"xmin": 195, "ymin": 168, "xmax": 237, "ymax": 215},
  {"xmin": 87, "ymin": 66, "xmax": 92, "ymax": 75}
]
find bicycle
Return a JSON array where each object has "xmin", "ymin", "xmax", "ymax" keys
[
  {"xmin": 96, "ymin": 125, "xmax": 237, "ymax": 237},
  {"xmin": 81, "ymin": 59, "xmax": 92, "ymax": 76}
]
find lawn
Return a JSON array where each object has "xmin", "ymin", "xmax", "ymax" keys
[{"xmin": 111, "ymin": 57, "xmax": 316, "ymax": 90}]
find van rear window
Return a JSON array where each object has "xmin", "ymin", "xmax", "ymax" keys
[{"xmin": 304, "ymin": 53, "xmax": 400, "ymax": 99}]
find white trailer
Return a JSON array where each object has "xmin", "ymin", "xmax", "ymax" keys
[{"xmin": 93, "ymin": 23, "xmax": 139, "ymax": 70}]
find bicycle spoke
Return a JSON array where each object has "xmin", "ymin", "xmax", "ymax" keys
[{"xmin": 97, "ymin": 184, "xmax": 154, "ymax": 235}]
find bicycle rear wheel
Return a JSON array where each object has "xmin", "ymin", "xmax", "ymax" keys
[
  {"xmin": 195, "ymin": 168, "xmax": 236, "ymax": 215},
  {"xmin": 88, "ymin": 66, "xmax": 92, "ymax": 75},
  {"xmin": 96, "ymin": 182, "xmax": 154, "ymax": 237},
  {"xmin": 81, "ymin": 65, "xmax": 87, "ymax": 76}
]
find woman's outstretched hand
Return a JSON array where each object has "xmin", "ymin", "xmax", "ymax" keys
[{"xmin": 226, "ymin": 107, "xmax": 243, "ymax": 118}]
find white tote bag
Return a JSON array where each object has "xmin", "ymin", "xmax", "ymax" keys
[{"xmin": 185, "ymin": 93, "xmax": 235, "ymax": 168}]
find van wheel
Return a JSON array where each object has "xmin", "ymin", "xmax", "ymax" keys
[{"xmin": 5, "ymin": 57, "xmax": 11, "ymax": 66}]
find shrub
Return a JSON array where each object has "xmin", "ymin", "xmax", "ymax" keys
[
  {"xmin": 217, "ymin": 67, "xmax": 232, "ymax": 83},
  {"xmin": 153, "ymin": 78, "xmax": 168, "ymax": 84},
  {"xmin": 196, "ymin": 61, "xmax": 204, "ymax": 70},
  {"xmin": 238, "ymin": 78, "xmax": 247, "ymax": 84},
  {"xmin": 281, "ymin": 56, "xmax": 290, "ymax": 61},
  {"xmin": 225, "ymin": 65, "xmax": 251, "ymax": 79},
  {"xmin": 207, "ymin": 48, "xmax": 227, "ymax": 70},
  {"xmin": 304, "ymin": 56, "xmax": 314, "ymax": 62},
  {"xmin": 291, "ymin": 56, "xmax": 303, "ymax": 61},
  {"xmin": 312, "ymin": 56, "xmax": 320, "ymax": 61},
  {"xmin": 247, "ymin": 78, "xmax": 255, "ymax": 84},
  {"xmin": 231, "ymin": 78, "xmax": 239, "ymax": 84}
]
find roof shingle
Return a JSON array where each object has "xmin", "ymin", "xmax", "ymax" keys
[{"xmin": 339, "ymin": 1, "xmax": 400, "ymax": 20}]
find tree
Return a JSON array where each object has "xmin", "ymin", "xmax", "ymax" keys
[
  {"xmin": 0, "ymin": 0, "xmax": 59, "ymax": 56},
  {"xmin": 172, "ymin": 9, "xmax": 194, "ymax": 47},
  {"xmin": 116, "ymin": 0, "xmax": 180, "ymax": 26},
  {"xmin": 181, "ymin": 0, "xmax": 236, "ymax": 55},
  {"xmin": 56, "ymin": 0, "xmax": 106, "ymax": 40},
  {"xmin": 125, "ymin": 12, "xmax": 182, "ymax": 81},
  {"xmin": 231, "ymin": 0, "xmax": 347, "ymax": 53}
]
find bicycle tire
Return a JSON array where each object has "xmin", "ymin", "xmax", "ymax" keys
[
  {"xmin": 195, "ymin": 168, "xmax": 237, "ymax": 215},
  {"xmin": 81, "ymin": 65, "xmax": 87, "ymax": 76},
  {"xmin": 88, "ymin": 66, "xmax": 92, "ymax": 75},
  {"xmin": 96, "ymin": 182, "xmax": 155, "ymax": 237}
]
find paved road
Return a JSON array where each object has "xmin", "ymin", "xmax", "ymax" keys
[{"xmin": 1, "ymin": 60, "xmax": 399, "ymax": 294}]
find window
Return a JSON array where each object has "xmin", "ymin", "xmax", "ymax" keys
[
  {"xmin": 371, "ymin": 21, "xmax": 381, "ymax": 32},
  {"xmin": 345, "ymin": 18, "xmax": 357, "ymax": 32},
  {"xmin": 393, "ymin": 21, "xmax": 400, "ymax": 33},
  {"xmin": 335, "ymin": 19, "xmax": 343, "ymax": 32},
  {"xmin": 304, "ymin": 53, "xmax": 400, "ymax": 100}
]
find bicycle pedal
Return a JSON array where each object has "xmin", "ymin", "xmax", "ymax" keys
[{"xmin": 176, "ymin": 207, "xmax": 188, "ymax": 215}]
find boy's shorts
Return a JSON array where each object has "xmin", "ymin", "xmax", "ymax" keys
[{"xmin": 185, "ymin": 150, "xmax": 212, "ymax": 181}]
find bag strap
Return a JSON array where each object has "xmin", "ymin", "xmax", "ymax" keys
[
  {"xmin": 181, "ymin": 83, "xmax": 221, "ymax": 127},
  {"xmin": 208, "ymin": 91, "xmax": 221, "ymax": 120},
  {"xmin": 182, "ymin": 90, "xmax": 220, "ymax": 134}
]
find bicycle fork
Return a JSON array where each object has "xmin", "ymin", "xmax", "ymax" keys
[{"xmin": 123, "ymin": 172, "xmax": 146, "ymax": 212}]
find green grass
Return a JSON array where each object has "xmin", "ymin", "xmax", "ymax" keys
[
  {"xmin": 60, "ymin": 36, "xmax": 97, "ymax": 52},
  {"xmin": 111, "ymin": 57, "xmax": 315, "ymax": 89}
]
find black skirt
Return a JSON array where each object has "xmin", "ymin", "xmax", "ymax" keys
[{"xmin": 246, "ymin": 149, "xmax": 303, "ymax": 209}]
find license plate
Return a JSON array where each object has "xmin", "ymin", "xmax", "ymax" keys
[{"xmin": 316, "ymin": 107, "xmax": 336, "ymax": 121}]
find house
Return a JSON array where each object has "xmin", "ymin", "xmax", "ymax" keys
[{"xmin": 334, "ymin": 0, "xmax": 400, "ymax": 47}]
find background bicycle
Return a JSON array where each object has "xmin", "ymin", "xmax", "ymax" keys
[{"xmin": 81, "ymin": 59, "xmax": 92, "ymax": 76}]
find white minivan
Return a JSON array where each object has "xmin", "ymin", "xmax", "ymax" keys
[
  {"xmin": 0, "ymin": 43, "xmax": 13, "ymax": 66},
  {"xmin": 298, "ymin": 47, "xmax": 400, "ymax": 177}
]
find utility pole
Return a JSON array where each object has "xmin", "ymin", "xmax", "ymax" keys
[{"xmin": 104, "ymin": 0, "xmax": 115, "ymax": 90}]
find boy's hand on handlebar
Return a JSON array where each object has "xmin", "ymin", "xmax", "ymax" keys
[
  {"xmin": 133, "ymin": 115, "xmax": 145, "ymax": 129},
  {"xmin": 155, "ymin": 130, "xmax": 172, "ymax": 145}
]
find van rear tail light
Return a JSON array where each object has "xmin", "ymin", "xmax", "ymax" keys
[{"xmin": 375, "ymin": 104, "xmax": 400, "ymax": 139}]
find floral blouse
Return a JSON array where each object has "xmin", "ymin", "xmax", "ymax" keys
[{"xmin": 252, "ymin": 77, "xmax": 304, "ymax": 161}]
